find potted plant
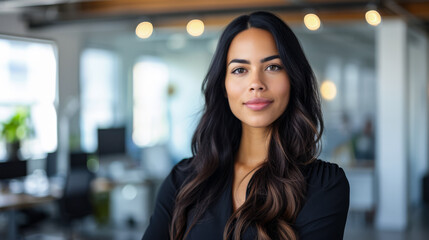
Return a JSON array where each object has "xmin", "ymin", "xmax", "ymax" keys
[{"xmin": 1, "ymin": 107, "xmax": 32, "ymax": 161}]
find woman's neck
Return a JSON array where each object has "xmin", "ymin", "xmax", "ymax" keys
[{"xmin": 236, "ymin": 124, "xmax": 271, "ymax": 169}]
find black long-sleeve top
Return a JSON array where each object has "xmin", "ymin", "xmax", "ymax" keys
[{"xmin": 142, "ymin": 158, "xmax": 349, "ymax": 240}]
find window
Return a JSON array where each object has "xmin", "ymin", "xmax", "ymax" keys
[
  {"xmin": 0, "ymin": 35, "xmax": 57, "ymax": 159},
  {"xmin": 80, "ymin": 48, "xmax": 119, "ymax": 152},
  {"xmin": 133, "ymin": 58, "xmax": 169, "ymax": 147}
]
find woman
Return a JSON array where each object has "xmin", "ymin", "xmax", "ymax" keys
[{"xmin": 143, "ymin": 11, "xmax": 349, "ymax": 240}]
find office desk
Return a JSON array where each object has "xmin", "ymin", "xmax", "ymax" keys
[
  {"xmin": 343, "ymin": 164, "xmax": 376, "ymax": 224},
  {"xmin": 0, "ymin": 193, "xmax": 57, "ymax": 210},
  {"xmin": 0, "ymin": 191, "xmax": 60, "ymax": 240}
]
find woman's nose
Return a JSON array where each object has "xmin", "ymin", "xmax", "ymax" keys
[{"xmin": 249, "ymin": 71, "xmax": 266, "ymax": 92}]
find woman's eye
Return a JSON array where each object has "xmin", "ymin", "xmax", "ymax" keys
[
  {"xmin": 232, "ymin": 68, "xmax": 246, "ymax": 74},
  {"xmin": 266, "ymin": 65, "xmax": 282, "ymax": 71}
]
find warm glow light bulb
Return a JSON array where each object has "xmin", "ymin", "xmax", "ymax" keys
[
  {"xmin": 186, "ymin": 19, "xmax": 205, "ymax": 37},
  {"xmin": 136, "ymin": 21, "xmax": 153, "ymax": 39},
  {"xmin": 320, "ymin": 80, "xmax": 337, "ymax": 101},
  {"xmin": 365, "ymin": 10, "xmax": 381, "ymax": 26},
  {"xmin": 304, "ymin": 13, "xmax": 321, "ymax": 31}
]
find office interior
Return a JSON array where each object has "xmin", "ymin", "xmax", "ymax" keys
[{"xmin": 0, "ymin": 0, "xmax": 428, "ymax": 239}]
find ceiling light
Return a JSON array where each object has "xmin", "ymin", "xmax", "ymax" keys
[
  {"xmin": 365, "ymin": 10, "xmax": 382, "ymax": 26},
  {"xmin": 320, "ymin": 80, "xmax": 337, "ymax": 101},
  {"xmin": 136, "ymin": 21, "xmax": 153, "ymax": 39},
  {"xmin": 186, "ymin": 19, "xmax": 204, "ymax": 37},
  {"xmin": 304, "ymin": 13, "xmax": 321, "ymax": 31}
]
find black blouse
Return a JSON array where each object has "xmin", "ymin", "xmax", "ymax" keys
[{"xmin": 142, "ymin": 158, "xmax": 349, "ymax": 240}]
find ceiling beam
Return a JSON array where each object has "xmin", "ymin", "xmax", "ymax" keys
[
  {"xmin": 24, "ymin": 1, "xmax": 372, "ymax": 28},
  {"xmin": 14, "ymin": 0, "xmax": 429, "ymax": 33}
]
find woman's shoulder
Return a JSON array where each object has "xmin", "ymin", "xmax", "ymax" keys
[
  {"xmin": 167, "ymin": 157, "xmax": 195, "ymax": 188},
  {"xmin": 173, "ymin": 157, "xmax": 194, "ymax": 171},
  {"xmin": 296, "ymin": 159, "xmax": 350, "ymax": 238},
  {"xmin": 302, "ymin": 159, "xmax": 348, "ymax": 190}
]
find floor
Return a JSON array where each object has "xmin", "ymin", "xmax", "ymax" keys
[
  {"xmin": 1, "ymin": 206, "xmax": 428, "ymax": 240},
  {"xmin": 344, "ymin": 206, "xmax": 429, "ymax": 240}
]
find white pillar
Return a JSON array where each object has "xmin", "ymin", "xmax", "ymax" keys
[
  {"xmin": 376, "ymin": 19, "xmax": 408, "ymax": 230},
  {"xmin": 54, "ymin": 32, "xmax": 82, "ymax": 175}
]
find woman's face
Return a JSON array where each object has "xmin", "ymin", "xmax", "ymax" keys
[{"xmin": 225, "ymin": 28, "xmax": 290, "ymax": 129}]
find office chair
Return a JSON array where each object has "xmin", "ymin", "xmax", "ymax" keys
[{"xmin": 57, "ymin": 153, "xmax": 95, "ymax": 239}]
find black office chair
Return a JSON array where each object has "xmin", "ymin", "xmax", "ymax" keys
[{"xmin": 57, "ymin": 153, "xmax": 95, "ymax": 239}]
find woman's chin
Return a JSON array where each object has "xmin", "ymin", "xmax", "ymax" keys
[{"xmin": 242, "ymin": 120, "xmax": 276, "ymax": 129}]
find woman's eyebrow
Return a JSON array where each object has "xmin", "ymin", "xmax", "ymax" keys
[
  {"xmin": 228, "ymin": 59, "xmax": 250, "ymax": 66},
  {"xmin": 261, "ymin": 55, "xmax": 280, "ymax": 63},
  {"xmin": 228, "ymin": 55, "xmax": 280, "ymax": 66}
]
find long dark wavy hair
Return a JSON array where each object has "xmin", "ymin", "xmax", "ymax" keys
[{"xmin": 170, "ymin": 11, "xmax": 323, "ymax": 240}]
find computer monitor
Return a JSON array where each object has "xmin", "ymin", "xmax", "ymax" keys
[
  {"xmin": 0, "ymin": 160, "xmax": 27, "ymax": 180},
  {"xmin": 69, "ymin": 152, "xmax": 89, "ymax": 169},
  {"xmin": 97, "ymin": 127, "xmax": 126, "ymax": 156}
]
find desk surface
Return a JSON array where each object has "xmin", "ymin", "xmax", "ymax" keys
[{"xmin": 0, "ymin": 193, "xmax": 58, "ymax": 211}]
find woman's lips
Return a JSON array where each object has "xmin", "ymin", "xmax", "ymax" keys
[{"xmin": 244, "ymin": 98, "xmax": 273, "ymax": 111}]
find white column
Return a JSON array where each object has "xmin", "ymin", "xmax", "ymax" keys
[
  {"xmin": 54, "ymin": 32, "xmax": 82, "ymax": 175},
  {"xmin": 375, "ymin": 19, "xmax": 408, "ymax": 230}
]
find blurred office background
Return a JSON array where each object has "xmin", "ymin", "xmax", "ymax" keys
[{"xmin": 0, "ymin": 0, "xmax": 428, "ymax": 239}]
